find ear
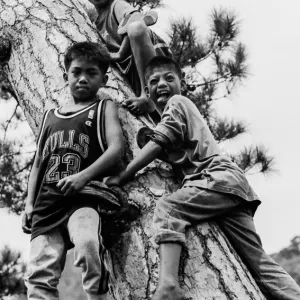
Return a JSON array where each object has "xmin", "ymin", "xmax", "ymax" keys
[
  {"xmin": 180, "ymin": 79, "xmax": 187, "ymax": 94},
  {"xmin": 102, "ymin": 74, "xmax": 108, "ymax": 85},
  {"xmin": 63, "ymin": 72, "xmax": 68, "ymax": 82},
  {"xmin": 144, "ymin": 86, "xmax": 150, "ymax": 97}
]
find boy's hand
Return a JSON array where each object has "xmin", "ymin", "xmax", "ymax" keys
[
  {"xmin": 22, "ymin": 203, "xmax": 33, "ymax": 234},
  {"xmin": 105, "ymin": 176, "xmax": 121, "ymax": 187},
  {"xmin": 56, "ymin": 173, "xmax": 88, "ymax": 196}
]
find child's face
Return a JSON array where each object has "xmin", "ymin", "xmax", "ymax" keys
[
  {"xmin": 87, "ymin": 0, "xmax": 111, "ymax": 8},
  {"xmin": 146, "ymin": 65, "xmax": 182, "ymax": 109},
  {"xmin": 66, "ymin": 59, "xmax": 107, "ymax": 102}
]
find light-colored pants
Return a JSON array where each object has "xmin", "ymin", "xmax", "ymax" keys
[
  {"xmin": 25, "ymin": 207, "xmax": 109, "ymax": 300},
  {"xmin": 154, "ymin": 186, "xmax": 300, "ymax": 300}
]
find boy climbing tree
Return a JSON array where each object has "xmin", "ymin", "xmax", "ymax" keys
[{"xmin": 84, "ymin": 0, "xmax": 172, "ymax": 116}]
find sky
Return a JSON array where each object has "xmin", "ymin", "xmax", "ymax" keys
[{"xmin": 1, "ymin": 0, "xmax": 300, "ymax": 258}]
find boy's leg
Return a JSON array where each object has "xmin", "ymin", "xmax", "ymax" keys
[
  {"xmin": 152, "ymin": 243, "xmax": 185, "ymax": 300},
  {"xmin": 67, "ymin": 207, "xmax": 110, "ymax": 300},
  {"xmin": 217, "ymin": 206, "xmax": 300, "ymax": 300},
  {"xmin": 25, "ymin": 228, "xmax": 67, "ymax": 300},
  {"xmin": 123, "ymin": 20, "xmax": 156, "ymax": 114},
  {"xmin": 152, "ymin": 186, "xmax": 241, "ymax": 300}
]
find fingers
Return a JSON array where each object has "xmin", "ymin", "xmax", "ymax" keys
[
  {"xmin": 22, "ymin": 214, "xmax": 32, "ymax": 234},
  {"xmin": 122, "ymin": 100, "xmax": 141, "ymax": 115},
  {"xmin": 56, "ymin": 178, "xmax": 73, "ymax": 196}
]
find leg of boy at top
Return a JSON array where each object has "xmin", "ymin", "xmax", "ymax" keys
[
  {"xmin": 123, "ymin": 20, "xmax": 156, "ymax": 114},
  {"xmin": 85, "ymin": 0, "xmax": 172, "ymax": 115}
]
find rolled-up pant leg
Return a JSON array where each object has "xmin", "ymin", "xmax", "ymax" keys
[
  {"xmin": 153, "ymin": 186, "xmax": 240, "ymax": 245},
  {"xmin": 26, "ymin": 228, "xmax": 67, "ymax": 300},
  {"xmin": 67, "ymin": 207, "xmax": 109, "ymax": 296},
  {"xmin": 218, "ymin": 208, "xmax": 300, "ymax": 300}
]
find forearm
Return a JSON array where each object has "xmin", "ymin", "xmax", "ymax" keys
[
  {"xmin": 119, "ymin": 141, "xmax": 162, "ymax": 184},
  {"xmin": 80, "ymin": 144, "xmax": 123, "ymax": 183},
  {"xmin": 26, "ymin": 165, "xmax": 39, "ymax": 206}
]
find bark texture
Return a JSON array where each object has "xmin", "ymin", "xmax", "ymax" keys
[{"xmin": 0, "ymin": 0, "xmax": 266, "ymax": 299}]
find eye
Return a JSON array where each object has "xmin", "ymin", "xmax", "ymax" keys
[
  {"xmin": 72, "ymin": 70, "xmax": 80, "ymax": 76},
  {"xmin": 88, "ymin": 69, "xmax": 100, "ymax": 76},
  {"xmin": 150, "ymin": 78, "xmax": 158, "ymax": 85},
  {"xmin": 166, "ymin": 75, "xmax": 174, "ymax": 82}
]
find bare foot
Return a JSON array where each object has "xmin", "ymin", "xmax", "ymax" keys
[
  {"xmin": 152, "ymin": 282, "xmax": 185, "ymax": 300},
  {"xmin": 123, "ymin": 96, "xmax": 155, "ymax": 115}
]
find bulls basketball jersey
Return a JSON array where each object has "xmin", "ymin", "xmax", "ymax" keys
[{"xmin": 31, "ymin": 98, "xmax": 110, "ymax": 240}]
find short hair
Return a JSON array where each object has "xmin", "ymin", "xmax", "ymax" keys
[
  {"xmin": 145, "ymin": 56, "xmax": 182, "ymax": 81},
  {"xmin": 64, "ymin": 41, "xmax": 110, "ymax": 73}
]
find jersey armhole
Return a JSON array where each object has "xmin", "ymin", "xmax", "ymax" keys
[
  {"xmin": 97, "ymin": 98, "xmax": 113, "ymax": 152},
  {"xmin": 36, "ymin": 109, "xmax": 51, "ymax": 156}
]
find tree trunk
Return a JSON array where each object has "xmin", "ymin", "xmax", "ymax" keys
[{"xmin": 0, "ymin": 1, "xmax": 266, "ymax": 299}]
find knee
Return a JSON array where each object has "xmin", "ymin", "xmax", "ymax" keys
[
  {"xmin": 74, "ymin": 234, "xmax": 99, "ymax": 254},
  {"xmin": 127, "ymin": 20, "xmax": 149, "ymax": 40}
]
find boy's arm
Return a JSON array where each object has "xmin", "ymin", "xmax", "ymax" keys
[
  {"xmin": 106, "ymin": 140, "xmax": 162, "ymax": 186},
  {"xmin": 109, "ymin": 35, "xmax": 131, "ymax": 62},
  {"xmin": 57, "ymin": 100, "xmax": 124, "ymax": 196},
  {"xmin": 22, "ymin": 151, "xmax": 41, "ymax": 234}
]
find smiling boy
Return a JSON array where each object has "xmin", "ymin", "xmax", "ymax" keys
[
  {"xmin": 106, "ymin": 56, "xmax": 300, "ymax": 300},
  {"xmin": 22, "ymin": 42, "xmax": 124, "ymax": 300}
]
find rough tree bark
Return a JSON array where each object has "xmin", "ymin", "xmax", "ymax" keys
[{"xmin": 0, "ymin": 1, "xmax": 266, "ymax": 299}]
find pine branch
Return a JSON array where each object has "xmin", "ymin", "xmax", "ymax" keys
[
  {"xmin": 230, "ymin": 145, "xmax": 276, "ymax": 175},
  {"xmin": 2, "ymin": 103, "xmax": 19, "ymax": 144},
  {"xmin": 212, "ymin": 119, "xmax": 247, "ymax": 142}
]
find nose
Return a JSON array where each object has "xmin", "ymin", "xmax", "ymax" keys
[
  {"xmin": 157, "ymin": 77, "xmax": 167, "ymax": 88},
  {"xmin": 78, "ymin": 75, "xmax": 88, "ymax": 84}
]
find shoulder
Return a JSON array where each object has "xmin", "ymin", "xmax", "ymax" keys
[
  {"xmin": 169, "ymin": 94, "xmax": 190, "ymax": 104},
  {"xmin": 99, "ymin": 98, "xmax": 118, "ymax": 117},
  {"xmin": 165, "ymin": 95, "xmax": 194, "ymax": 112}
]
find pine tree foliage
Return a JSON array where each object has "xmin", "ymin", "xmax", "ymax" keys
[
  {"xmin": 0, "ymin": 245, "xmax": 27, "ymax": 298},
  {"xmin": 229, "ymin": 145, "xmax": 275, "ymax": 175},
  {"xmin": 168, "ymin": 8, "xmax": 274, "ymax": 174},
  {"xmin": 271, "ymin": 236, "xmax": 300, "ymax": 286},
  {"xmin": 212, "ymin": 118, "xmax": 247, "ymax": 142},
  {"xmin": 0, "ymin": 103, "xmax": 33, "ymax": 214},
  {"xmin": 0, "ymin": 70, "xmax": 16, "ymax": 102}
]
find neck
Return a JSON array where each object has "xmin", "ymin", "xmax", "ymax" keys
[
  {"xmin": 72, "ymin": 96, "xmax": 97, "ymax": 107},
  {"xmin": 94, "ymin": 1, "xmax": 111, "ymax": 14}
]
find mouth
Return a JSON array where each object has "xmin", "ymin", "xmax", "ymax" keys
[
  {"xmin": 156, "ymin": 90, "xmax": 170, "ymax": 102},
  {"xmin": 76, "ymin": 86, "xmax": 89, "ymax": 91}
]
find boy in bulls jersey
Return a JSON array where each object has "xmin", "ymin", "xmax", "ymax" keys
[{"xmin": 22, "ymin": 42, "xmax": 124, "ymax": 300}]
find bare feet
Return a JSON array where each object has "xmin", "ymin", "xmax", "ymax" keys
[
  {"xmin": 152, "ymin": 282, "xmax": 185, "ymax": 300},
  {"xmin": 123, "ymin": 95, "xmax": 155, "ymax": 115}
]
